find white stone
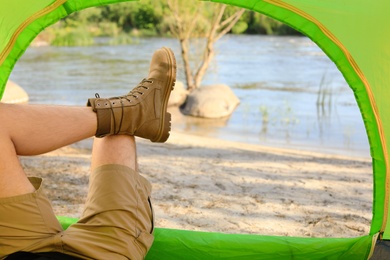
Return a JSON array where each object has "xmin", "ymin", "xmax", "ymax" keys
[{"xmin": 181, "ymin": 84, "xmax": 240, "ymax": 118}]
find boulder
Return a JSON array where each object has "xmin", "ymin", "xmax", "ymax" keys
[
  {"xmin": 181, "ymin": 84, "xmax": 240, "ymax": 118},
  {"xmin": 168, "ymin": 80, "xmax": 188, "ymax": 107},
  {"xmin": 2, "ymin": 80, "xmax": 29, "ymax": 103}
]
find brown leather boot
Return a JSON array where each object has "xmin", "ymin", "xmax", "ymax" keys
[{"xmin": 87, "ymin": 47, "xmax": 176, "ymax": 142}]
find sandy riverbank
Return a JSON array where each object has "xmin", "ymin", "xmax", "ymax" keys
[{"xmin": 20, "ymin": 130, "xmax": 372, "ymax": 238}]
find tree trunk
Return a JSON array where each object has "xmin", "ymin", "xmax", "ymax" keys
[
  {"xmin": 194, "ymin": 40, "xmax": 215, "ymax": 89},
  {"xmin": 180, "ymin": 38, "xmax": 196, "ymax": 92},
  {"xmin": 166, "ymin": 1, "xmax": 245, "ymax": 92},
  {"xmin": 193, "ymin": 6, "xmax": 245, "ymax": 90}
]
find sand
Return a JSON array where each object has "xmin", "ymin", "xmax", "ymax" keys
[{"xmin": 20, "ymin": 130, "xmax": 372, "ymax": 238}]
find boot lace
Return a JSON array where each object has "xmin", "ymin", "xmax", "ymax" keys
[
  {"xmin": 125, "ymin": 78, "xmax": 153, "ymax": 100},
  {"xmin": 93, "ymin": 78, "xmax": 153, "ymax": 135}
]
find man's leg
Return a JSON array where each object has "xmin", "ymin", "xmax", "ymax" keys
[
  {"xmin": 57, "ymin": 47, "xmax": 176, "ymax": 259},
  {"xmin": 0, "ymin": 46, "xmax": 174, "ymax": 258},
  {"xmin": 0, "ymin": 103, "xmax": 97, "ymax": 257},
  {"xmin": 61, "ymin": 135, "xmax": 154, "ymax": 260},
  {"xmin": 0, "ymin": 103, "xmax": 97, "ymax": 198},
  {"xmin": 91, "ymin": 135, "xmax": 138, "ymax": 171},
  {"xmin": 0, "ymin": 46, "xmax": 175, "ymax": 198},
  {"xmin": 0, "ymin": 103, "xmax": 96, "ymax": 156}
]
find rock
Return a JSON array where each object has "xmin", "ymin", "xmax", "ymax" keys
[
  {"xmin": 181, "ymin": 84, "xmax": 240, "ymax": 118},
  {"xmin": 168, "ymin": 81, "xmax": 188, "ymax": 107},
  {"xmin": 2, "ymin": 80, "xmax": 29, "ymax": 103}
]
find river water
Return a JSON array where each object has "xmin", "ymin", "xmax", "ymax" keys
[{"xmin": 10, "ymin": 35, "xmax": 370, "ymax": 157}]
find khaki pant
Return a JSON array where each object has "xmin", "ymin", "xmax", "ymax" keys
[{"xmin": 0, "ymin": 164, "xmax": 154, "ymax": 260}]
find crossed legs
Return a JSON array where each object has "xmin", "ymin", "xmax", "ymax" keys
[
  {"xmin": 0, "ymin": 102, "xmax": 153, "ymax": 259},
  {"xmin": 0, "ymin": 47, "xmax": 175, "ymax": 259}
]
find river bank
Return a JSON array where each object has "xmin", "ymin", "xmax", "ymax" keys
[
  {"xmin": 20, "ymin": 130, "xmax": 372, "ymax": 238},
  {"xmin": 11, "ymin": 35, "xmax": 370, "ymax": 157}
]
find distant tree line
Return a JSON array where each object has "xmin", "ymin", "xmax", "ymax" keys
[{"xmin": 45, "ymin": 0, "xmax": 299, "ymax": 43}]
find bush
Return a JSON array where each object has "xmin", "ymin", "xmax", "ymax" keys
[
  {"xmin": 109, "ymin": 33, "xmax": 136, "ymax": 45},
  {"xmin": 232, "ymin": 21, "xmax": 248, "ymax": 34},
  {"xmin": 41, "ymin": 1, "xmax": 302, "ymax": 46},
  {"xmin": 51, "ymin": 27, "xmax": 94, "ymax": 46}
]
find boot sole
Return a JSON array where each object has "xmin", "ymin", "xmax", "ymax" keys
[{"xmin": 152, "ymin": 47, "xmax": 176, "ymax": 142}]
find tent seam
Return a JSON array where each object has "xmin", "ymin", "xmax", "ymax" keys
[
  {"xmin": 266, "ymin": 0, "xmax": 389, "ymax": 237},
  {"xmin": 0, "ymin": 0, "xmax": 68, "ymax": 66}
]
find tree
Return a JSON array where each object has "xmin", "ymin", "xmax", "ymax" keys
[{"xmin": 166, "ymin": 1, "xmax": 245, "ymax": 92}]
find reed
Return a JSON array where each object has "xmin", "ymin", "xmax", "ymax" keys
[{"xmin": 316, "ymin": 73, "xmax": 333, "ymax": 110}]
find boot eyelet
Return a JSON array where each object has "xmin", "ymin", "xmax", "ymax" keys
[{"xmin": 97, "ymin": 104, "xmax": 101, "ymax": 106}]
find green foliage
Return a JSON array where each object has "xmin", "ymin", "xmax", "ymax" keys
[
  {"xmin": 94, "ymin": 22, "xmax": 120, "ymax": 37},
  {"xmin": 98, "ymin": 1, "xmax": 163, "ymax": 33},
  {"xmin": 161, "ymin": 0, "xmax": 213, "ymax": 38},
  {"xmin": 133, "ymin": 2, "xmax": 162, "ymax": 30},
  {"xmin": 50, "ymin": 26, "xmax": 94, "ymax": 46},
  {"xmin": 243, "ymin": 11, "xmax": 299, "ymax": 35},
  {"xmin": 97, "ymin": 3, "xmax": 135, "ymax": 32},
  {"xmin": 232, "ymin": 21, "xmax": 248, "ymax": 34},
  {"xmin": 44, "ymin": 1, "xmax": 299, "ymax": 46},
  {"xmin": 63, "ymin": 7, "xmax": 103, "ymax": 27},
  {"xmin": 109, "ymin": 33, "xmax": 136, "ymax": 45}
]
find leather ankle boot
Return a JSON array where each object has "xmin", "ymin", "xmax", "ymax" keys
[{"xmin": 87, "ymin": 47, "xmax": 176, "ymax": 142}]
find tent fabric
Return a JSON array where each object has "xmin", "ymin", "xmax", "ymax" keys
[
  {"xmin": 0, "ymin": 0, "xmax": 388, "ymax": 259},
  {"xmin": 57, "ymin": 216, "xmax": 374, "ymax": 259}
]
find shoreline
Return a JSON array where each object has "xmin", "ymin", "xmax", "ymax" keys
[
  {"xmin": 167, "ymin": 107, "xmax": 370, "ymax": 160},
  {"xmin": 12, "ymin": 35, "xmax": 369, "ymax": 159},
  {"xmin": 20, "ymin": 130, "xmax": 373, "ymax": 238}
]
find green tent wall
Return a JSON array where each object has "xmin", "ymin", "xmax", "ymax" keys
[{"xmin": 0, "ymin": 0, "xmax": 388, "ymax": 259}]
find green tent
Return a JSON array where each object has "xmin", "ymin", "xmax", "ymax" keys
[{"xmin": 0, "ymin": 0, "xmax": 388, "ymax": 259}]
